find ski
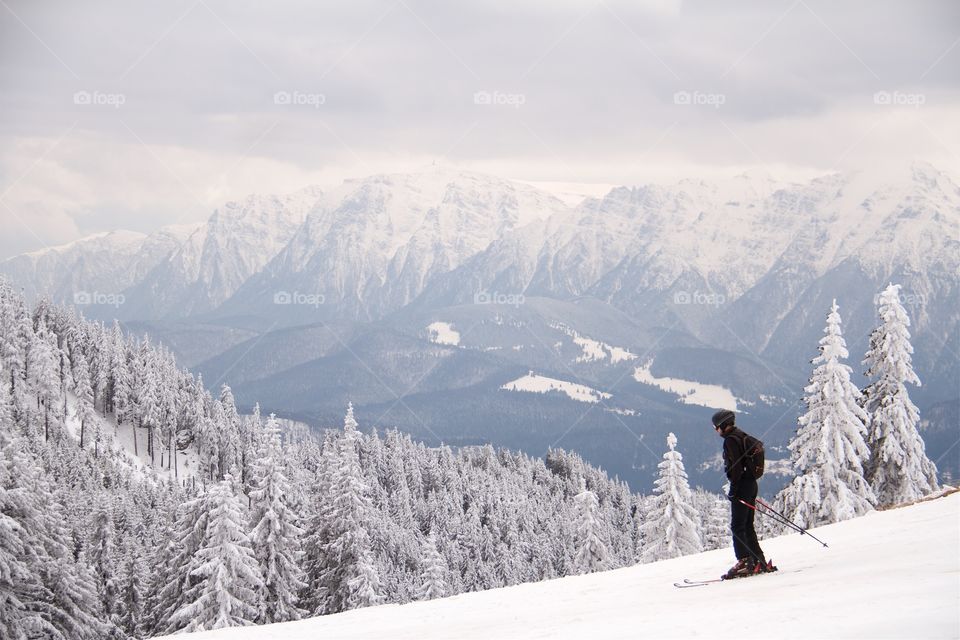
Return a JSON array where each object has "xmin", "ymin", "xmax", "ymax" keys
[
  {"xmin": 673, "ymin": 578, "xmax": 722, "ymax": 588},
  {"xmin": 675, "ymin": 565, "xmax": 782, "ymax": 588}
]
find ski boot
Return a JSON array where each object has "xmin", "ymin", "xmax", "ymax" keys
[
  {"xmin": 722, "ymin": 557, "xmax": 754, "ymax": 580},
  {"xmin": 751, "ymin": 558, "xmax": 778, "ymax": 575}
]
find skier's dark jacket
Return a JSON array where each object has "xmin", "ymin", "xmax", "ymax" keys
[{"xmin": 722, "ymin": 427, "xmax": 756, "ymax": 493}]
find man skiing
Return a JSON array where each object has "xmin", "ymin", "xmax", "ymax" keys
[{"xmin": 712, "ymin": 409, "xmax": 776, "ymax": 579}]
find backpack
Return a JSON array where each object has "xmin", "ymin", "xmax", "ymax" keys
[{"xmin": 736, "ymin": 432, "xmax": 765, "ymax": 479}]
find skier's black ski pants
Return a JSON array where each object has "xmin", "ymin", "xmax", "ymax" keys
[{"xmin": 730, "ymin": 476, "xmax": 765, "ymax": 562}]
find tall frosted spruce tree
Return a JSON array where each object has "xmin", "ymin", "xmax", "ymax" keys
[
  {"xmin": 315, "ymin": 403, "xmax": 384, "ymax": 613},
  {"xmin": 249, "ymin": 413, "xmax": 306, "ymax": 623},
  {"xmin": 862, "ymin": 284, "xmax": 939, "ymax": 506},
  {"xmin": 168, "ymin": 478, "xmax": 263, "ymax": 632},
  {"xmin": 777, "ymin": 300, "xmax": 875, "ymax": 528},
  {"xmin": 573, "ymin": 477, "xmax": 609, "ymax": 573},
  {"xmin": 639, "ymin": 433, "xmax": 701, "ymax": 562}
]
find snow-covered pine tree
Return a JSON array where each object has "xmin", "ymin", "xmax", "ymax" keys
[
  {"xmin": 29, "ymin": 317, "xmax": 62, "ymax": 440},
  {"xmin": 777, "ymin": 300, "xmax": 875, "ymax": 528},
  {"xmin": 692, "ymin": 488, "xmax": 728, "ymax": 551},
  {"xmin": 87, "ymin": 325, "xmax": 111, "ymax": 414},
  {"xmin": 117, "ymin": 536, "xmax": 146, "ymax": 638},
  {"xmin": 300, "ymin": 430, "xmax": 339, "ymax": 615},
  {"xmin": 134, "ymin": 338, "xmax": 161, "ymax": 464},
  {"xmin": 639, "ymin": 433, "xmax": 702, "ymax": 562},
  {"xmin": 416, "ymin": 531, "xmax": 449, "ymax": 600},
  {"xmin": 0, "ymin": 362, "xmax": 13, "ymax": 435},
  {"xmin": 157, "ymin": 352, "xmax": 180, "ymax": 472},
  {"xmin": 154, "ymin": 491, "xmax": 211, "ymax": 635},
  {"xmin": 110, "ymin": 321, "xmax": 132, "ymax": 425},
  {"xmin": 168, "ymin": 477, "xmax": 263, "ymax": 631},
  {"xmin": 0, "ymin": 431, "xmax": 109, "ymax": 638},
  {"xmin": 862, "ymin": 284, "xmax": 939, "ymax": 506},
  {"xmin": 243, "ymin": 403, "xmax": 265, "ymax": 497},
  {"xmin": 71, "ymin": 348, "xmax": 97, "ymax": 451},
  {"xmin": 573, "ymin": 477, "xmax": 609, "ymax": 573},
  {"xmin": 89, "ymin": 501, "xmax": 121, "ymax": 625},
  {"xmin": 0, "ymin": 429, "xmax": 38, "ymax": 639},
  {"xmin": 317, "ymin": 403, "xmax": 384, "ymax": 613},
  {"xmin": 200, "ymin": 389, "xmax": 224, "ymax": 481},
  {"xmin": 0, "ymin": 283, "xmax": 31, "ymax": 419},
  {"xmin": 219, "ymin": 385, "xmax": 243, "ymax": 481},
  {"xmin": 45, "ymin": 548, "xmax": 110, "ymax": 640},
  {"xmin": 249, "ymin": 413, "xmax": 306, "ymax": 624}
]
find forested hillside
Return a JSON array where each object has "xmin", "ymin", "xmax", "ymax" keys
[{"xmin": 2, "ymin": 278, "xmax": 739, "ymax": 637}]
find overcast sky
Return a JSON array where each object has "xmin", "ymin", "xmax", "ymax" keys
[{"xmin": 1, "ymin": 0, "xmax": 958, "ymax": 259}]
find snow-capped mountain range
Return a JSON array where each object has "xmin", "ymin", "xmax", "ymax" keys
[
  {"xmin": 6, "ymin": 163, "xmax": 955, "ymax": 332},
  {"xmin": 2, "ymin": 163, "xmax": 957, "ymax": 491},
  {"xmin": 217, "ymin": 168, "xmax": 571, "ymax": 322},
  {"xmin": 120, "ymin": 186, "xmax": 323, "ymax": 319}
]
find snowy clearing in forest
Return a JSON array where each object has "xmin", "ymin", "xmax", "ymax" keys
[
  {"xmin": 426, "ymin": 321, "xmax": 460, "ymax": 346},
  {"xmin": 63, "ymin": 391, "xmax": 199, "ymax": 484},
  {"xmin": 632, "ymin": 360, "xmax": 742, "ymax": 410},
  {"xmin": 167, "ymin": 491, "xmax": 959, "ymax": 640},
  {"xmin": 549, "ymin": 323, "xmax": 638, "ymax": 364},
  {"xmin": 501, "ymin": 371, "xmax": 612, "ymax": 403}
]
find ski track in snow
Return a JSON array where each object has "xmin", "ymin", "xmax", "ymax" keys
[{"xmin": 163, "ymin": 492, "xmax": 960, "ymax": 640}]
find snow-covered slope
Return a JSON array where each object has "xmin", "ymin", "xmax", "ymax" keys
[{"xmin": 165, "ymin": 491, "xmax": 960, "ymax": 640}]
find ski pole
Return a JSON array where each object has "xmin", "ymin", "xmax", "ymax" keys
[
  {"xmin": 736, "ymin": 499, "xmax": 828, "ymax": 545},
  {"xmin": 750, "ymin": 498, "xmax": 829, "ymax": 548},
  {"xmin": 735, "ymin": 498, "xmax": 805, "ymax": 533}
]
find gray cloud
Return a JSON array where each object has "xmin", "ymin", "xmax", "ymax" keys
[{"xmin": 1, "ymin": 0, "xmax": 958, "ymax": 258}]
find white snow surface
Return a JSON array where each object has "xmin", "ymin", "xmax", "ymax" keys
[
  {"xmin": 501, "ymin": 371, "xmax": 611, "ymax": 403},
  {"xmin": 550, "ymin": 323, "xmax": 637, "ymax": 364},
  {"xmin": 633, "ymin": 360, "xmax": 742, "ymax": 410},
  {"xmin": 425, "ymin": 321, "xmax": 460, "ymax": 346},
  {"xmin": 167, "ymin": 492, "xmax": 959, "ymax": 640}
]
